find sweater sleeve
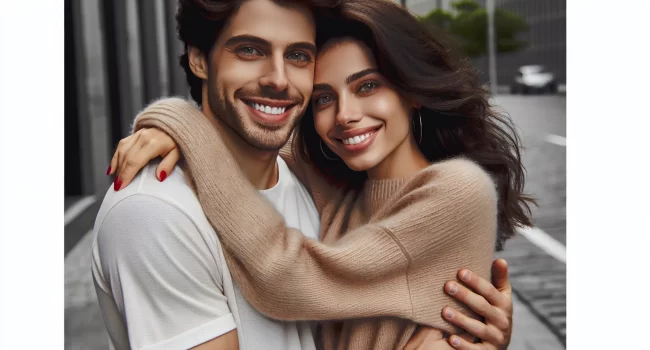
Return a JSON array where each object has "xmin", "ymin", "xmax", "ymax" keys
[{"xmin": 133, "ymin": 98, "xmax": 497, "ymax": 332}]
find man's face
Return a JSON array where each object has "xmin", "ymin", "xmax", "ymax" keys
[{"xmin": 206, "ymin": 0, "xmax": 317, "ymax": 151}]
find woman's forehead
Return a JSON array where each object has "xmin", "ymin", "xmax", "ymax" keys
[{"xmin": 314, "ymin": 39, "xmax": 377, "ymax": 82}]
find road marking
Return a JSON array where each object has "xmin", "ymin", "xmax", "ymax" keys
[
  {"xmin": 64, "ymin": 196, "xmax": 96, "ymax": 226},
  {"xmin": 517, "ymin": 226, "xmax": 566, "ymax": 264},
  {"xmin": 544, "ymin": 134, "xmax": 566, "ymax": 147}
]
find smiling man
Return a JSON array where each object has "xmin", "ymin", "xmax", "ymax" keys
[{"xmin": 92, "ymin": 0, "xmax": 514, "ymax": 349}]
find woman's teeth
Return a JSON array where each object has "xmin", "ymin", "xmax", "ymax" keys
[
  {"xmin": 342, "ymin": 132, "xmax": 374, "ymax": 145},
  {"xmin": 247, "ymin": 102, "xmax": 286, "ymax": 115}
]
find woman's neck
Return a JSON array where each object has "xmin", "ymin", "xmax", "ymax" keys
[{"xmin": 366, "ymin": 134, "xmax": 430, "ymax": 181}]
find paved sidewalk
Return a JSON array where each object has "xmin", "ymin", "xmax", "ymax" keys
[
  {"xmin": 509, "ymin": 294, "xmax": 564, "ymax": 350},
  {"xmin": 497, "ymin": 234, "xmax": 566, "ymax": 345},
  {"xmin": 65, "ymin": 230, "xmax": 564, "ymax": 349},
  {"xmin": 64, "ymin": 231, "xmax": 108, "ymax": 350}
]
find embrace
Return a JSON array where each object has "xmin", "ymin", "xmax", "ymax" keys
[{"xmin": 92, "ymin": 0, "xmax": 533, "ymax": 349}]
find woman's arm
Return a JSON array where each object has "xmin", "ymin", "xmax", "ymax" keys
[{"xmin": 134, "ymin": 98, "xmax": 497, "ymax": 332}]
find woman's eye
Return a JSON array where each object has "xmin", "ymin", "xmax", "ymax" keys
[
  {"xmin": 358, "ymin": 81, "xmax": 378, "ymax": 93},
  {"xmin": 315, "ymin": 96, "xmax": 333, "ymax": 105}
]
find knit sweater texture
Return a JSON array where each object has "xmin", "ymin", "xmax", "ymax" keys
[{"xmin": 133, "ymin": 98, "xmax": 498, "ymax": 349}]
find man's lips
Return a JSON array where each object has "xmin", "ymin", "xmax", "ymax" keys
[
  {"xmin": 241, "ymin": 98, "xmax": 297, "ymax": 124},
  {"xmin": 240, "ymin": 97, "xmax": 297, "ymax": 108}
]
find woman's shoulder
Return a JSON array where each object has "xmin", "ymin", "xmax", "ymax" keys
[{"xmin": 405, "ymin": 157, "xmax": 497, "ymax": 204}]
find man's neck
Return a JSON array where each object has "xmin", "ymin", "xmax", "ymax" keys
[{"xmin": 201, "ymin": 105, "xmax": 279, "ymax": 190}]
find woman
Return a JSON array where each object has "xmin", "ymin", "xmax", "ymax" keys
[{"xmin": 112, "ymin": 0, "xmax": 532, "ymax": 348}]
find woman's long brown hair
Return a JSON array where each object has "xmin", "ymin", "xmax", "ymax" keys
[{"xmin": 296, "ymin": 0, "xmax": 535, "ymax": 250}]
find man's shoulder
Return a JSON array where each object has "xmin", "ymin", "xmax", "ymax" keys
[
  {"xmin": 96, "ymin": 162, "xmax": 207, "ymax": 228},
  {"xmin": 92, "ymin": 162, "xmax": 220, "ymax": 262},
  {"xmin": 91, "ymin": 161, "xmax": 226, "ymax": 287}
]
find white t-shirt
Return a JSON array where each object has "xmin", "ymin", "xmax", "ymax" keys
[{"xmin": 91, "ymin": 157, "xmax": 321, "ymax": 350}]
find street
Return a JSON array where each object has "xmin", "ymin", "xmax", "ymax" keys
[
  {"xmin": 493, "ymin": 95, "xmax": 567, "ymax": 348},
  {"xmin": 64, "ymin": 95, "xmax": 567, "ymax": 349}
]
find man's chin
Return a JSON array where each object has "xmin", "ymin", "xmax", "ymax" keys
[{"xmin": 237, "ymin": 122, "xmax": 293, "ymax": 151}]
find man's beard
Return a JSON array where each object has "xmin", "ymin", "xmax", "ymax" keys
[{"xmin": 207, "ymin": 85, "xmax": 304, "ymax": 152}]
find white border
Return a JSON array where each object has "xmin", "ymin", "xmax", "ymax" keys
[
  {"xmin": 568, "ymin": 0, "xmax": 650, "ymax": 348},
  {"xmin": 0, "ymin": 1, "xmax": 64, "ymax": 349},
  {"xmin": 1, "ymin": 1, "xmax": 650, "ymax": 349}
]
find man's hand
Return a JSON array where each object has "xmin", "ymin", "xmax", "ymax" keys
[
  {"xmin": 442, "ymin": 259, "xmax": 513, "ymax": 350},
  {"xmin": 403, "ymin": 259, "xmax": 513, "ymax": 350},
  {"xmin": 404, "ymin": 328, "xmax": 474, "ymax": 350}
]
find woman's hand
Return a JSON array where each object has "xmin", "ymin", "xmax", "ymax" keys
[{"xmin": 107, "ymin": 128, "xmax": 180, "ymax": 191}]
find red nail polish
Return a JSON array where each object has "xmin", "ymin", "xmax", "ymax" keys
[
  {"xmin": 106, "ymin": 166, "xmax": 112, "ymax": 175},
  {"xmin": 114, "ymin": 178, "xmax": 122, "ymax": 191},
  {"xmin": 159, "ymin": 171, "xmax": 167, "ymax": 182}
]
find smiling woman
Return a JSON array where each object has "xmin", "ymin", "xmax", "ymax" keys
[{"xmin": 297, "ymin": 3, "xmax": 535, "ymax": 249}]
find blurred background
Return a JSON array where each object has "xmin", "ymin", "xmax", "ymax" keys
[{"xmin": 64, "ymin": 0, "xmax": 566, "ymax": 349}]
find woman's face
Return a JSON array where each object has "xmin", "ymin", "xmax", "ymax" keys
[{"xmin": 311, "ymin": 39, "xmax": 416, "ymax": 175}]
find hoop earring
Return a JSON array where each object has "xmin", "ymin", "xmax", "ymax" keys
[
  {"xmin": 413, "ymin": 109, "xmax": 423, "ymax": 144},
  {"xmin": 320, "ymin": 140, "xmax": 338, "ymax": 161}
]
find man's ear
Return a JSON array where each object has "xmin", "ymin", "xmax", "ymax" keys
[{"xmin": 188, "ymin": 46, "xmax": 208, "ymax": 80}]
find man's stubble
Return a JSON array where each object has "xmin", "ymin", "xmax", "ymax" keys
[{"xmin": 207, "ymin": 70, "xmax": 305, "ymax": 152}]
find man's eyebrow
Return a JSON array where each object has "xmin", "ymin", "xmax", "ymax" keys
[
  {"xmin": 345, "ymin": 68, "xmax": 379, "ymax": 84},
  {"xmin": 312, "ymin": 83, "xmax": 333, "ymax": 92},
  {"xmin": 287, "ymin": 42, "xmax": 317, "ymax": 55},
  {"xmin": 223, "ymin": 35, "xmax": 271, "ymax": 48}
]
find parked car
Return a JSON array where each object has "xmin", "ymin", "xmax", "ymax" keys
[{"xmin": 510, "ymin": 65, "xmax": 558, "ymax": 94}]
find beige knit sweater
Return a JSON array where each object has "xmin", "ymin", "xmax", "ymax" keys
[{"xmin": 133, "ymin": 98, "xmax": 498, "ymax": 349}]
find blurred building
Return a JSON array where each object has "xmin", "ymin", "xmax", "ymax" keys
[
  {"xmin": 65, "ymin": 0, "xmax": 187, "ymax": 254},
  {"xmin": 402, "ymin": 0, "xmax": 456, "ymax": 14},
  {"xmin": 398, "ymin": 0, "xmax": 566, "ymax": 86},
  {"xmin": 474, "ymin": 0, "xmax": 567, "ymax": 85}
]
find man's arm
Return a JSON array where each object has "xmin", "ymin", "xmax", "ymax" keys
[
  {"xmin": 404, "ymin": 259, "xmax": 513, "ymax": 350},
  {"xmin": 92, "ymin": 194, "xmax": 238, "ymax": 349}
]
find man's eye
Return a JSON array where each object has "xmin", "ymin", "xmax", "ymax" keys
[
  {"xmin": 358, "ymin": 81, "xmax": 379, "ymax": 93},
  {"xmin": 287, "ymin": 52, "xmax": 310, "ymax": 62},
  {"xmin": 237, "ymin": 46, "xmax": 262, "ymax": 56}
]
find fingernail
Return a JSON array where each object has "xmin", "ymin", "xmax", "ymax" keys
[
  {"xmin": 159, "ymin": 171, "xmax": 167, "ymax": 182},
  {"xmin": 451, "ymin": 336, "xmax": 460, "ymax": 346},
  {"xmin": 447, "ymin": 282, "xmax": 458, "ymax": 295},
  {"xmin": 106, "ymin": 166, "xmax": 112, "ymax": 175},
  {"xmin": 444, "ymin": 308, "xmax": 455, "ymax": 319},
  {"xmin": 114, "ymin": 178, "xmax": 122, "ymax": 191},
  {"xmin": 460, "ymin": 270, "xmax": 470, "ymax": 281}
]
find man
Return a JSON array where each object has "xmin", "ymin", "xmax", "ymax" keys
[{"xmin": 93, "ymin": 0, "xmax": 513, "ymax": 349}]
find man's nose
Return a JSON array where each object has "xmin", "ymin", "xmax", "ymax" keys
[{"xmin": 259, "ymin": 54, "xmax": 289, "ymax": 92}]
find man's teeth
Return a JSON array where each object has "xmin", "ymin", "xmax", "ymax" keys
[
  {"xmin": 248, "ymin": 102, "xmax": 286, "ymax": 115},
  {"xmin": 342, "ymin": 132, "xmax": 374, "ymax": 145}
]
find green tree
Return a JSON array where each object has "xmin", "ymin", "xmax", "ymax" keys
[
  {"xmin": 420, "ymin": 0, "xmax": 529, "ymax": 57},
  {"xmin": 421, "ymin": 8, "xmax": 454, "ymax": 32}
]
